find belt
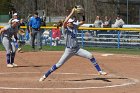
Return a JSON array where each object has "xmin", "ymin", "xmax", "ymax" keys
[
  {"xmin": 66, "ymin": 46, "xmax": 79, "ymax": 49},
  {"xmin": 32, "ymin": 28, "xmax": 39, "ymax": 30}
]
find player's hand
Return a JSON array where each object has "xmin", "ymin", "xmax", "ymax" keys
[
  {"xmin": 71, "ymin": 8, "xmax": 76, "ymax": 14},
  {"xmin": 30, "ymin": 32, "xmax": 32, "ymax": 36}
]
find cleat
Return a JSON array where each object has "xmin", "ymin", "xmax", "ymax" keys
[
  {"xmin": 99, "ymin": 71, "xmax": 108, "ymax": 75},
  {"xmin": 39, "ymin": 75, "xmax": 46, "ymax": 82},
  {"xmin": 18, "ymin": 48, "xmax": 24, "ymax": 53},
  {"xmin": 7, "ymin": 64, "xmax": 14, "ymax": 68},
  {"xmin": 12, "ymin": 63, "xmax": 18, "ymax": 67}
]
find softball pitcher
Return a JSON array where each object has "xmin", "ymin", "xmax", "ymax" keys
[
  {"xmin": 39, "ymin": 7, "xmax": 107, "ymax": 81},
  {"xmin": 0, "ymin": 19, "xmax": 19, "ymax": 68}
]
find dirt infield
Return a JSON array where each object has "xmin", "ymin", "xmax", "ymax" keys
[{"xmin": 0, "ymin": 51, "xmax": 140, "ymax": 93}]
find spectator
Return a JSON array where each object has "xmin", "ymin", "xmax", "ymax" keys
[
  {"xmin": 94, "ymin": 16, "xmax": 103, "ymax": 28},
  {"xmin": 93, "ymin": 16, "xmax": 103, "ymax": 36},
  {"xmin": 72, "ymin": 16, "xmax": 79, "ymax": 24},
  {"xmin": 8, "ymin": 13, "xmax": 18, "ymax": 24},
  {"xmin": 17, "ymin": 18, "xmax": 26, "ymax": 53},
  {"xmin": 51, "ymin": 24, "xmax": 61, "ymax": 46},
  {"xmin": 103, "ymin": 16, "xmax": 112, "ymax": 28},
  {"xmin": 84, "ymin": 31, "xmax": 92, "ymax": 41},
  {"xmin": 26, "ymin": 14, "xmax": 32, "ymax": 41},
  {"xmin": 40, "ymin": 16, "xmax": 46, "ymax": 45},
  {"xmin": 9, "ymin": 8, "xmax": 16, "ymax": 19},
  {"xmin": 29, "ymin": 11, "xmax": 42, "ymax": 51},
  {"xmin": 112, "ymin": 15, "xmax": 125, "ymax": 28}
]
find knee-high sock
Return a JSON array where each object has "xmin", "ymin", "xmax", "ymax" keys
[
  {"xmin": 90, "ymin": 58, "xmax": 102, "ymax": 72},
  {"xmin": 45, "ymin": 65, "xmax": 57, "ymax": 77},
  {"xmin": 11, "ymin": 53, "xmax": 15, "ymax": 64},
  {"xmin": 6, "ymin": 54, "xmax": 11, "ymax": 64}
]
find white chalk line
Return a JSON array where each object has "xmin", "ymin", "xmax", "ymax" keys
[
  {"xmin": 0, "ymin": 72, "xmax": 138, "ymax": 90},
  {"xmin": 101, "ymin": 54, "xmax": 114, "ymax": 57},
  {"xmin": 101, "ymin": 53, "xmax": 140, "ymax": 59},
  {"xmin": 0, "ymin": 72, "xmax": 98, "ymax": 76}
]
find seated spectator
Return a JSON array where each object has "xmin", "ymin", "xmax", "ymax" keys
[
  {"xmin": 17, "ymin": 18, "xmax": 26, "ymax": 53},
  {"xmin": 112, "ymin": 15, "xmax": 125, "ymax": 28},
  {"xmin": 94, "ymin": 16, "xmax": 103, "ymax": 28},
  {"xmin": 51, "ymin": 24, "xmax": 61, "ymax": 46},
  {"xmin": 84, "ymin": 31, "xmax": 92, "ymax": 41},
  {"xmin": 103, "ymin": 16, "xmax": 112, "ymax": 28},
  {"xmin": 42, "ymin": 30, "xmax": 50, "ymax": 45},
  {"xmin": 93, "ymin": 16, "xmax": 103, "ymax": 36},
  {"xmin": 25, "ymin": 14, "xmax": 32, "ymax": 41},
  {"xmin": 72, "ymin": 16, "xmax": 79, "ymax": 24}
]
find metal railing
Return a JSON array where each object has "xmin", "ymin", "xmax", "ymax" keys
[{"xmin": 0, "ymin": 26, "xmax": 140, "ymax": 48}]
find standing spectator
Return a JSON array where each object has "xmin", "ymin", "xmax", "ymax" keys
[
  {"xmin": 29, "ymin": 11, "xmax": 42, "ymax": 51},
  {"xmin": 51, "ymin": 24, "xmax": 61, "ymax": 46},
  {"xmin": 112, "ymin": 15, "xmax": 125, "ymax": 28}
]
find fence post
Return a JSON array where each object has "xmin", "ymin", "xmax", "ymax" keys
[
  {"xmin": 117, "ymin": 30, "xmax": 120, "ymax": 48},
  {"xmin": 81, "ymin": 30, "xmax": 84, "ymax": 47}
]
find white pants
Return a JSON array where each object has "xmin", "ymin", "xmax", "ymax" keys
[{"xmin": 56, "ymin": 47, "xmax": 93, "ymax": 67}]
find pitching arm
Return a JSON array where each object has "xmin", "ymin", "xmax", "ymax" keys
[{"xmin": 63, "ymin": 8, "xmax": 76, "ymax": 28}]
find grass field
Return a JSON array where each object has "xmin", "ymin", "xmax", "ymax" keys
[{"xmin": 0, "ymin": 44, "xmax": 140, "ymax": 55}]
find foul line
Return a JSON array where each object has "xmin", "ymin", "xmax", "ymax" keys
[{"xmin": 0, "ymin": 72, "xmax": 139, "ymax": 90}]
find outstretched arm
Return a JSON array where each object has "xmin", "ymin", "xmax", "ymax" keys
[{"xmin": 63, "ymin": 8, "xmax": 76, "ymax": 28}]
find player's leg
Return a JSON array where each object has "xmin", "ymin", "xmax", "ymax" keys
[
  {"xmin": 2, "ymin": 37, "xmax": 13, "ymax": 67},
  {"xmin": 75, "ymin": 48, "xmax": 107, "ymax": 75},
  {"xmin": 10, "ymin": 41, "xmax": 17, "ymax": 67},
  {"xmin": 39, "ymin": 48, "xmax": 74, "ymax": 81}
]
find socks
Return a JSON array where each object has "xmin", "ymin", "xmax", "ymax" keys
[
  {"xmin": 90, "ymin": 58, "xmax": 102, "ymax": 72},
  {"xmin": 45, "ymin": 65, "xmax": 57, "ymax": 78},
  {"xmin": 44, "ymin": 58, "xmax": 102, "ymax": 78},
  {"xmin": 6, "ymin": 54, "xmax": 11, "ymax": 64},
  {"xmin": 11, "ymin": 53, "xmax": 15, "ymax": 64}
]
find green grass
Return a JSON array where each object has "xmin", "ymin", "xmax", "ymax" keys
[
  {"xmin": 0, "ymin": 44, "xmax": 140, "ymax": 55},
  {"xmin": 84, "ymin": 47, "xmax": 140, "ymax": 55}
]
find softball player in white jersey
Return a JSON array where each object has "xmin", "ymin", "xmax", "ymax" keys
[{"xmin": 39, "ymin": 8, "xmax": 107, "ymax": 81}]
